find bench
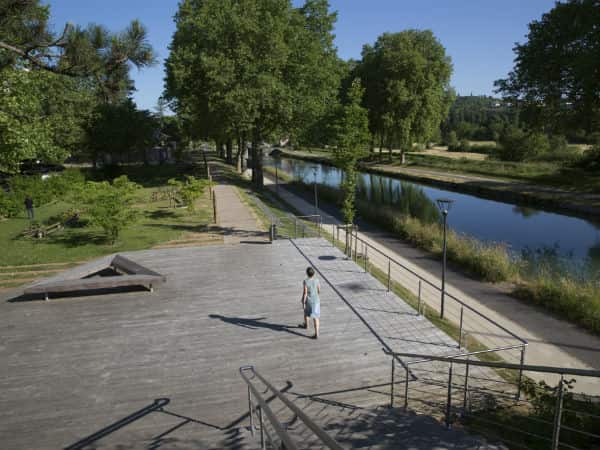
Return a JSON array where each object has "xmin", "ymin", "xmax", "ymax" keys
[
  {"xmin": 21, "ymin": 222, "xmax": 63, "ymax": 239},
  {"xmin": 23, "ymin": 255, "xmax": 166, "ymax": 300}
]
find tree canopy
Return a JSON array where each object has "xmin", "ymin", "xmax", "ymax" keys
[
  {"xmin": 358, "ymin": 30, "xmax": 453, "ymax": 162},
  {"xmin": 0, "ymin": 0, "xmax": 156, "ymax": 170},
  {"xmin": 495, "ymin": 0, "xmax": 600, "ymax": 136},
  {"xmin": 0, "ymin": 67, "xmax": 95, "ymax": 171},
  {"xmin": 332, "ymin": 78, "xmax": 370, "ymax": 224},
  {"xmin": 1, "ymin": 0, "xmax": 156, "ymax": 102},
  {"xmin": 164, "ymin": 0, "xmax": 342, "ymax": 186}
]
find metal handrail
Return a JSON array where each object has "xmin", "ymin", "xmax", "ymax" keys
[
  {"xmin": 239, "ymin": 366, "xmax": 343, "ymax": 450},
  {"xmin": 386, "ymin": 352, "xmax": 600, "ymax": 377},
  {"xmin": 348, "ymin": 227, "xmax": 528, "ymax": 345},
  {"xmin": 385, "ymin": 351, "xmax": 600, "ymax": 450},
  {"xmin": 383, "ymin": 345, "xmax": 528, "ymax": 367}
]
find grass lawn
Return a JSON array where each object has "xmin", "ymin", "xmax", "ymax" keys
[{"xmin": 0, "ymin": 168, "xmax": 216, "ymax": 288}]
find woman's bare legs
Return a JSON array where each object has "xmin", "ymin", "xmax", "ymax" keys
[{"xmin": 313, "ymin": 318, "xmax": 320, "ymax": 338}]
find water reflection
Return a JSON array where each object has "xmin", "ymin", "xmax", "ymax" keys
[
  {"xmin": 512, "ymin": 206, "xmax": 540, "ymax": 218},
  {"xmin": 356, "ymin": 176, "xmax": 440, "ymax": 224},
  {"xmin": 265, "ymin": 156, "xmax": 600, "ymax": 267}
]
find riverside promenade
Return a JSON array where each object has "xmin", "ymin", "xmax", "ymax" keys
[{"xmin": 264, "ymin": 175, "xmax": 600, "ymax": 394}]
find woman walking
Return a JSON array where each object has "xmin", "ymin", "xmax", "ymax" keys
[{"xmin": 300, "ymin": 267, "xmax": 321, "ymax": 339}]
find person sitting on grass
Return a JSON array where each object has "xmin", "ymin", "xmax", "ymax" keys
[{"xmin": 300, "ymin": 266, "xmax": 321, "ymax": 339}]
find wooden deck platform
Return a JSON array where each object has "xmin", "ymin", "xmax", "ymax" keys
[{"xmin": 0, "ymin": 239, "xmax": 499, "ymax": 449}]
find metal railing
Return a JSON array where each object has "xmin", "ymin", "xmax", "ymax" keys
[
  {"xmin": 269, "ymin": 211, "xmax": 528, "ymax": 375},
  {"xmin": 385, "ymin": 351, "xmax": 600, "ymax": 450},
  {"xmin": 281, "ymin": 215, "xmax": 530, "ymax": 374},
  {"xmin": 239, "ymin": 366, "xmax": 343, "ymax": 450},
  {"xmin": 272, "ymin": 214, "xmax": 323, "ymax": 240}
]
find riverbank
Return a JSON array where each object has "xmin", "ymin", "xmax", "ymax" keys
[{"xmin": 277, "ymin": 149, "xmax": 600, "ymax": 219}]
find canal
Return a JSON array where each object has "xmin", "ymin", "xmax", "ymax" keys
[{"xmin": 265, "ymin": 156, "xmax": 600, "ymax": 270}]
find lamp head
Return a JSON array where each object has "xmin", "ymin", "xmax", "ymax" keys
[{"xmin": 436, "ymin": 198, "xmax": 454, "ymax": 215}]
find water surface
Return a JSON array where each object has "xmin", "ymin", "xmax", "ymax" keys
[{"xmin": 265, "ymin": 156, "xmax": 600, "ymax": 269}]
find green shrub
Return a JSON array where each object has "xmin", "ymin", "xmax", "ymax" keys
[
  {"xmin": 496, "ymin": 128, "xmax": 550, "ymax": 161},
  {"xmin": 0, "ymin": 190, "xmax": 21, "ymax": 218},
  {"xmin": 167, "ymin": 176, "xmax": 208, "ymax": 213},
  {"xmin": 444, "ymin": 130, "xmax": 459, "ymax": 148},
  {"xmin": 81, "ymin": 175, "xmax": 141, "ymax": 244},
  {"xmin": 579, "ymin": 144, "xmax": 600, "ymax": 171},
  {"xmin": 2, "ymin": 169, "xmax": 85, "ymax": 215},
  {"xmin": 448, "ymin": 139, "xmax": 471, "ymax": 152}
]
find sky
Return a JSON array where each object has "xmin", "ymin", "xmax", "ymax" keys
[{"xmin": 45, "ymin": 0, "xmax": 558, "ymax": 112}]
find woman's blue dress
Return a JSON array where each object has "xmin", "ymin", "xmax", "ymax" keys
[{"xmin": 304, "ymin": 277, "xmax": 320, "ymax": 318}]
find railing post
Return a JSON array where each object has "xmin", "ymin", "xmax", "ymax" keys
[
  {"xmin": 332, "ymin": 222, "xmax": 335, "ymax": 246},
  {"xmin": 387, "ymin": 259, "xmax": 391, "ymax": 292},
  {"xmin": 390, "ymin": 357, "xmax": 395, "ymax": 408},
  {"xmin": 318, "ymin": 216, "xmax": 322, "ymax": 237},
  {"xmin": 213, "ymin": 193, "xmax": 217, "ymax": 224},
  {"xmin": 445, "ymin": 362, "xmax": 453, "ymax": 429},
  {"xmin": 354, "ymin": 226, "xmax": 358, "ymax": 261},
  {"xmin": 248, "ymin": 386, "xmax": 255, "ymax": 436},
  {"xmin": 302, "ymin": 224, "xmax": 305, "ymax": 238},
  {"xmin": 458, "ymin": 307, "xmax": 464, "ymax": 349},
  {"xmin": 294, "ymin": 218, "xmax": 297, "ymax": 239},
  {"xmin": 259, "ymin": 405, "xmax": 266, "ymax": 450},
  {"xmin": 517, "ymin": 346, "xmax": 526, "ymax": 401},
  {"xmin": 404, "ymin": 366, "xmax": 409, "ymax": 411},
  {"xmin": 463, "ymin": 357, "xmax": 470, "ymax": 414},
  {"xmin": 364, "ymin": 245, "xmax": 368, "ymax": 272},
  {"xmin": 417, "ymin": 280, "xmax": 422, "ymax": 315},
  {"xmin": 551, "ymin": 375, "xmax": 565, "ymax": 450}
]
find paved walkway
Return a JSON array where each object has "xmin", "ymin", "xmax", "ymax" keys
[
  {"xmin": 264, "ymin": 176, "xmax": 600, "ymax": 394},
  {"xmin": 2, "ymin": 241, "xmax": 501, "ymax": 449},
  {"xmin": 213, "ymin": 184, "xmax": 267, "ymax": 244}
]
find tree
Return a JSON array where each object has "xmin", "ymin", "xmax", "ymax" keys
[
  {"xmin": 0, "ymin": 67, "xmax": 95, "ymax": 172},
  {"xmin": 82, "ymin": 175, "xmax": 140, "ymax": 244},
  {"xmin": 84, "ymin": 99, "xmax": 157, "ymax": 166},
  {"xmin": 332, "ymin": 79, "xmax": 370, "ymax": 225},
  {"xmin": 0, "ymin": 0, "xmax": 156, "ymax": 102},
  {"xmin": 0, "ymin": 0, "xmax": 156, "ymax": 169},
  {"xmin": 495, "ymin": 0, "xmax": 600, "ymax": 136},
  {"xmin": 164, "ymin": 0, "xmax": 341, "ymax": 184},
  {"xmin": 358, "ymin": 30, "xmax": 453, "ymax": 163},
  {"xmin": 286, "ymin": 0, "xmax": 344, "ymax": 147}
]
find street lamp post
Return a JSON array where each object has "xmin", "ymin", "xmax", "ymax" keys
[
  {"xmin": 436, "ymin": 198, "xmax": 454, "ymax": 319},
  {"xmin": 313, "ymin": 168, "xmax": 318, "ymax": 216},
  {"xmin": 275, "ymin": 164, "xmax": 279, "ymax": 194}
]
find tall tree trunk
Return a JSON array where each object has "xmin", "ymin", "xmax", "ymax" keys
[
  {"xmin": 201, "ymin": 148, "xmax": 209, "ymax": 177},
  {"xmin": 379, "ymin": 133, "xmax": 384, "ymax": 162},
  {"xmin": 226, "ymin": 140, "xmax": 233, "ymax": 164},
  {"xmin": 252, "ymin": 137, "xmax": 263, "ymax": 188},
  {"xmin": 388, "ymin": 143, "xmax": 393, "ymax": 163},
  {"xmin": 235, "ymin": 136, "xmax": 243, "ymax": 173}
]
